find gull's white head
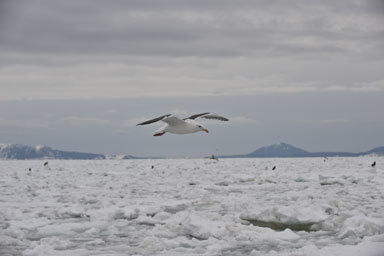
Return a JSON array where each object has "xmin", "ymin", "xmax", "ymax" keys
[{"xmin": 196, "ymin": 124, "xmax": 209, "ymax": 133}]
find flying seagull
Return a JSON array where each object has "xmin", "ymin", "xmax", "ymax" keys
[{"xmin": 137, "ymin": 112, "xmax": 229, "ymax": 136}]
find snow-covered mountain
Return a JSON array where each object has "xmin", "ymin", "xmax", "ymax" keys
[
  {"xmin": 1, "ymin": 143, "xmax": 383, "ymax": 160},
  {"xmin": 247, "ymin": 143, "xmax": 310, "ymax": 157},
  {"xmin": 220, "ymin": 142, "xmax": 384, "ymax": 158},
  {"xmin": 0, "ymin": 144, "xmax": 137, "ymax": 160},
  {"xmin": 364, "ymin": 146, "xmax": 384, "ymax": 156}
]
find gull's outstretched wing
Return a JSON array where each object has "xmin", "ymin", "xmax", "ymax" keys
[
  {"xmin": 161, "ymin": 115, "xmax": 186, "ymax": 126},
  {"xmin": 136, "ymin": 114, "xmax": 186, "ymax": 126},
  {"xmin": 184, "ymin": 112, "xmax": 229, "ymax": 121},
  {"xmin": 136, "ymin": 114, "xmax": 171, "ymax": 126}
]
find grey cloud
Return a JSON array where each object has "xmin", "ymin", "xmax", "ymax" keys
[
  {"xmin": 0, "ymin": 118, "xmax": 48, "ymax": 128},
  {"xmin": 57, "ymin": 116, "xmax": 112, "ymax": 126},
  {"xmin": 0, "ymin": 0, "xmax": 382, "ymax": 157},
  {"xmin": 0, "ymin": 0, "xmax": 383, "ymax": 101},
  {"xmin": 1, "ymin": 0, "xmax": 383, "ymax": 58}
]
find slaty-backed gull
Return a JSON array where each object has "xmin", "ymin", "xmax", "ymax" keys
[{"xmin": 137, "ymin": 112, "xmax": 229, "ymax": 136}]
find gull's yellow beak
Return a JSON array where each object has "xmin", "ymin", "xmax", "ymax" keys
[{"xmin": 202, "ymin": 128, "xmax": 209, "ymax": 133}]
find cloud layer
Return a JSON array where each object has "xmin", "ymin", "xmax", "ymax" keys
[
  {"xmin": 1, "ymin": 0, "xmax": 383, "ymax": 99},
  {"xmin": 1, "ymin": 0, "xmax": 383, "ymax": 156}
]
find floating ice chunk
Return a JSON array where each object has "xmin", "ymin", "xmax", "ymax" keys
[
  {"xmin": 165, "ymin": 211, "xmax": 227, "ymax": 240},
  {"xmin": 139, "ymin": 236, "xmax": 167, "ymax": 253},
  {"xmin": 368, "ymin": 234, "xmax": 384, "ymax": 243},
  {"xmin": 134, "ymin": 215, "xmax": 160, "ymax": 226},
  {"xmin": 22, "ymin": 237, "xmax": 88, "ymax": 256},
  {"xmin": 0, "ymin": 234, "xmax": 24, "ymax": 252},
  {"xmin": 338, "ymin": 215, "xmax": 384, "ymax": 239},
  {"xmin": 153, "ymin": 211, "xmax": 172, "ymax": 221},
  {"xmin": 54, "ymin": 207, "xmax": 88, "ymax": 219},
  {"xmin": 341, "ymin": 175, "xmax": 360, "ymax": 184},
  {"xmin": 231, "ymin": 174, "xmax": 255, "ymax": 183},
  {"xmin": 277, "ymin": 228, "xmax": 301, "ymax": 240},
  {"xmin": 264, "ymin": 178, "xmax": 278, "ymax": 184},
  {"xmin": 215, "ymin": 181, "xmax": 229, "ymax": 186},
  {"xmin": 294, "ymin": 176, "xmax": 309, "ymax": 182},
  {"xmin": 78, "ymin": 197, "xmax": 99, "ymax": 205},
  {"xmin": 36, "ymin": 222, "xmax": 96, "ymax": 238},
  {"xmin": 241, "ymin": 205, "xmax": 328, "ymax": 231},
  {"xmin": 161, "ymin": 200, "xmax": 190, "ymax": 214},
  {"xmin": 318, "ymin": 175, "xmax": 346, "ymax": 186},
  {"xmin": 88, "ymin": 206, "xmax": 139, "ymax": 221},
  {"xmin": 300, "ymin": 238, "xmax": 384, "ymax": 256},
  {"xmin": 248, "ymin": 205, "xmax": 327, "ymax": 224}
]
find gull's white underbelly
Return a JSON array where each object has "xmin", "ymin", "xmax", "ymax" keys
[{"xmin": 165, "ymin": 123, "xmax": 200, "ymax": 134}]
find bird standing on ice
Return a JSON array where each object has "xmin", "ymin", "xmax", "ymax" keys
[{"xmin": 137, "ymin": 112, "xmax": 229, "ymax": 136}]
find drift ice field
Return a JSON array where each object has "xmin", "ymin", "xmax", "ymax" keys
[{"xmin": 1, "ymin": 157, "xmax": 383, "ymax": 256}]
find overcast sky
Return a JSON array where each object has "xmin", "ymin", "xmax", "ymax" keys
[{"xmin": 0, "ymin": 0, "xmax": 383, "ymax": 157}]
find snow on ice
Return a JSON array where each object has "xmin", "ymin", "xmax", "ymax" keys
[{"xmin": 0, "ymin": 157, "xmax": 383, "ymax": 255}]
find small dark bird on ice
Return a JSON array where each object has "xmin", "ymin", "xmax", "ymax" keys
[
  {"xmin": 272, "ymin": 166, "xmax": 276, "ymax": 170},
  {"xmin": 151, "ymin": 165, "xmax": 154, "ymax": 169},
  {"xmin": 371, "ymin": 161, "xmax": 376, "ymax": 167},
  {"xmin": 43, "ymin": 162, "xmax": 48, "ymax": 166},
  {"xmin": 210, "ymin": 154, "xmax": 218, "ymax": 161}
]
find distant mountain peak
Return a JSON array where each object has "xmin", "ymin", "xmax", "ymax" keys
[
  {"xmin": 0, "ymin": 143, "xmax": 105, "ymax": 160},
  {"xmin": 262, "ymin": 142, "xmax": 301, "ymax": 150},
  {"xmin": 247, "ymin": 143, "xmax": 309, "ymax": 157},
  {"xmin": 35, "ymin": 145, "xmax": 51, "ymax": 151},
  {"xmin": 365, "ymin": 146, "xmax": 384, "ymax": 156},
  {"xmin": 219, "ymin": 143, "xmax": 384, "ymax": 158},
  {"xmin": 0, "ymin": 143, "xmax": 143, "ymax": 160}
]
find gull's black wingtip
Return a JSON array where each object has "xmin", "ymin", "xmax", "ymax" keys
[{"xmin": 136, "ymin": 114, "xmax": 172, "ymax": 126}]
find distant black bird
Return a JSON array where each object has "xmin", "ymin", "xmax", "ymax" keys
[
  {"xmin": 28, "ymin": 168, "xmax": 32, "ymax": 172},
  {"xmin": 272, "ymin": 166, "xmax": 276, "ymax": 170},
  {"xmin": 43, "ymin": 162, "xmax": 48, "ymax": 166},
  {"xmin": 371, "ymin": 161, "xmax": 376, "ymax": 167},
  {"xmin": 151, "ymin": 165, "xmax": 154, "ymax": 169}
]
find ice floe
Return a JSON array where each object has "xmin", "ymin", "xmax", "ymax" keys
[{"xmin": 0, "ymin": 157, "xmax": 383, "ymax": 255}]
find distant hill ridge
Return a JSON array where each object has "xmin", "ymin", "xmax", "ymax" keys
[
  {"xmin": 1, "ymin": 143, "xmax": 383, "ymax": 160},
  {"xmin": 219, "ymin": 142, "xmax": 384, "ymax": 158},
  {"xmin": 0, "ymin": 144, "xmax": 137, "ymax": 160}
]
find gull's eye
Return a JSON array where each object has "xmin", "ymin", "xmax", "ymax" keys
[{"xmin": 198, "ymin": 125, "xmax": 202, "ymax": 128}]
